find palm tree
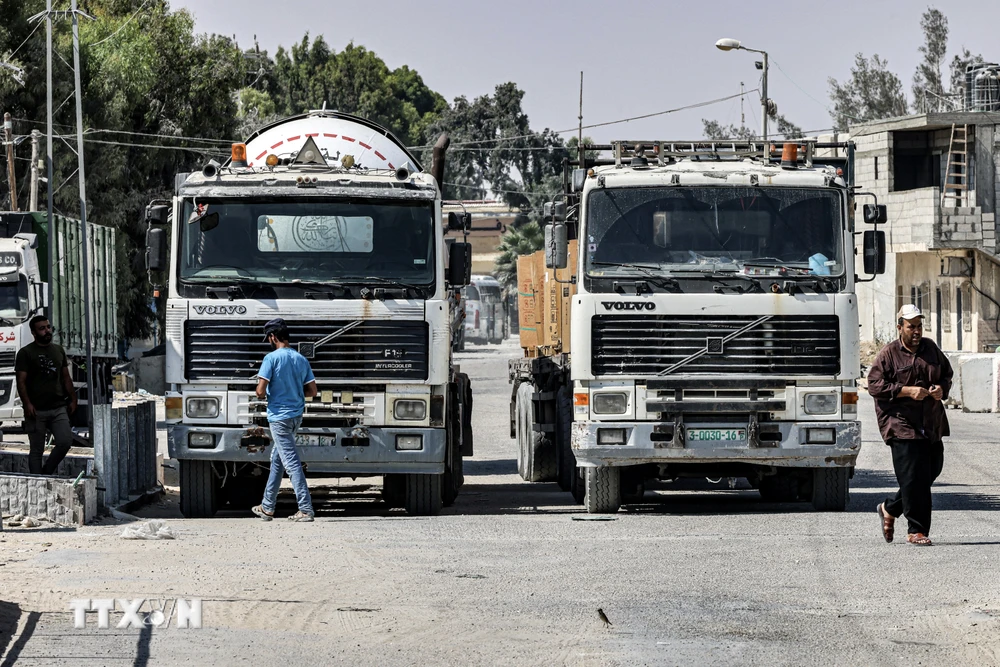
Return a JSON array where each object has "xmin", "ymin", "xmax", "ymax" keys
[{"xmin": 494, "ymin": 221, "xmax": 544, "ymax": 294}]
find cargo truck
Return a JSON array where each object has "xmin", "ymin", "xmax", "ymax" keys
[
  {"xmin": 0, "ymin": 212, "xmax": 118, "ymax": 426},
  {"xmin": 510, "ymin": 140, "xmax": 888, "ymax": 513},
  {"xmin": 145, "ymin": 110, "xmax": 473, "ymax": 517}
]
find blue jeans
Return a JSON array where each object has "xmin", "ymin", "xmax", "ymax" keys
[{"xmin": 261, "ymin": 417, "xmax": 314, "ymax": 515}]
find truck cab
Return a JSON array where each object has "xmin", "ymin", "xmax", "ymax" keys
[
  {"xmin": 147, "ymin": 111, "xmax": 472, "ymax": 517},
  {"xmin": 511, "ymin": 140, "xmax": 887, "ymax": 513}
]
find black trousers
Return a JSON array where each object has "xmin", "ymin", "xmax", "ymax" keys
[{"xmin": 884, "ymin": 439, "xmax": 944, "ymax": 536}]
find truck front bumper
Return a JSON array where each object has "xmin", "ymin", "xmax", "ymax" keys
[
  {"xmin": 572, "ymin": 420, "xmax": 860, "ymax": 468},
  {"xmin": 169, "ymin": 424, "xmax": 447, "ymax": 474}
]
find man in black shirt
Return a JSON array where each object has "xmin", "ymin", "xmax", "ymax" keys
[{"xmin": 15, "ymin": 315, "xmax": 78, "ymax": 475}]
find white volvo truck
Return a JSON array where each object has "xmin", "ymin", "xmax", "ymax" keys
[
  {"xmin": 511, "ymin": 140, "xmax": 887, "ymax": 513},
  {"xmin": 146, "ymin": 111, "xmax": 473, "ymax": 517}
]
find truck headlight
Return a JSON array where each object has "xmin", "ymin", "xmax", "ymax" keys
[
  {"xmin": 597, "ymin": 428, "xmax": 627, "ymax": 445},
  {"xmin": 592, "ymin": 392, "xmax": 628, "ymax": 415},
  {"xmin": 805, "ymin": 428, "xmax": 836, "ymax": 444},
  {"xmin": 186, "ymin": 397, "xmax": 220, "ymax": 419},
  {"xmin": 803, "ymin": 393, "xmax": 838, "ymax": 415},
  {"xmin": 393, "ymin": 399, "xmax": 426, "ymax": 420},
  {"xmin": 188, "ymin": 432, "xmax": 215, "ymax": 448},
  {"xmin": 395, "ymin": 434, "xmax": 423, "ymax": 450}
]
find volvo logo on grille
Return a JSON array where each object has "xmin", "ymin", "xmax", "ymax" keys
[
  {"xmin": 601, "ymin": 302, "xmax": 655, "ymax": 311},
  {"xmin": 706, "ymin": 337, "xmax": 724, "ymax": 354},
  {"xmin": 193, "ymin": 304, "xmax": 247, "ymax": 315}
]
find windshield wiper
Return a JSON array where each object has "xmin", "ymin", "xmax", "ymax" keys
[
  {"xmin": 590, "ymin": 261, "xmax": 680, "ymax": 292},
  {"xmin": 0, "ymin": 317, "xmax": 16, "ymax": 326},
  {"xmin": 740, "ymin": 260, "xmax": 813, "ymax": 275},
  {"xmin": 339, "ymin": 277, "xmax": 427, "ymax": 300},
  {"xmin": 201, "ymin": 279, "xmax": 268, "ymax": 300},
  {"xmin": 669, "ymin": 269, "xmax": 763, "ymax": 294}
]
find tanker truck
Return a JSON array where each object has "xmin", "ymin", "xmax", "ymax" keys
[{"xmin": 145, "ymin": 110, "xmax": 473, "ymax": 516}]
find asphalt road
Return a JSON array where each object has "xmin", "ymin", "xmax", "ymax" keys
[{"xmin": 2, "ymin": 339, "xmax": 999, "ymax": 665}]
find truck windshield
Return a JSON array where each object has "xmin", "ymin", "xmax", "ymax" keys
[
  {"xmin": 0, "ymin": 276, "xmax": 28, "ymax": 320},
  {"xmin": 585, "ymin": 187, "xmax": 844, "ymax": 277},
  {"xmin": 178, "ymin": 198, "xmax": 435, "ymax": 286}
]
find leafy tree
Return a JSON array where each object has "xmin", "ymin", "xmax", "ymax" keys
[
  {"xmin": 702, "ymin": 113, "xmax": 801, "ymax": 140},
  {"xmin": 828, "ymin": 54, "xmax": 908, "ymax": 131},
  {"xmin": 949, "ymin": 48, "xmax": 985, "ymax": 108},
  {"xmin": 494, "ymin": 221, "xmax": 544, "ymax": 293},
  {"xmin": 912, "ymin": 8, "xmax": 949, "ymax": 113}
]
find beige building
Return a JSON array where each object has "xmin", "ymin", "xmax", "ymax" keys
[{"xmin": 851, "ymin": 112, "xmax": 1000, "ymax": 352}]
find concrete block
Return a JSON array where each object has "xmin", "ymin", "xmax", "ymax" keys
[
  {"xmin": 0, "ymin": 450, "xmax": 91, "ymax": 478},
  {"xmin": 0, "ymin": 472, "xmax": 97, "ymax": 525},
  {"xmin": 956, "ymin": 355, "xmax": 1000, "ymax": 413}
]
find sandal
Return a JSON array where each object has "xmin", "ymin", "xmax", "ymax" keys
[
  {"xmin": 287, "ymin": 511, "xmax": 314, "ymax": 522},
  {"xmin": 907, "ymin": 532, "xmax": 933, "ymax": 546},
  {"xmin": 252, "ymin": 505, "xmax": 274, "ymax": 521},
  {"xmin": 877, "ymin": 503, "xmax": 894, "ymax": 543}
]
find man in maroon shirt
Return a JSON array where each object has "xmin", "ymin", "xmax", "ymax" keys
[{"xmin": 867, "ymin": 305, "xmax": 953, "ymax": 546}]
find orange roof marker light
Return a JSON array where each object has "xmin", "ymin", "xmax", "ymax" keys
[
  {"xmin": 231, "ymin": 143, "xmax": 248, "ymax": 168},
  {"xmin": 265, "ymin": 153, "xmax": 280, "ymax": 167}
]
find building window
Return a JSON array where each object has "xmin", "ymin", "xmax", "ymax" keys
[
  {"xmin": 874, "ymin": 156, "xmax": 879, "ymax": 180},
  {"xmin": 896, "ymin": 284, "xmax": 904, "ymax": 315},
  {"xmin": 962, "ymin": 283, "xmax": 973, "ymax": 332},
  {"xmin": 890, "ymin": 130, "xmax": 942, "ymax": 192},
  {"xmin": 941, "ymin": 286, "xmax": 952, "ymax": 332}
]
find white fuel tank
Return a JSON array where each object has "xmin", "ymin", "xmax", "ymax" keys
[{"xmin": 242, "ymin": 110, "xmax": 420, "ymax": 172}]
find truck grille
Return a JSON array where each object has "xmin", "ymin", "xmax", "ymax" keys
[
  {"xmin": 592, "ymin": 315, "xmax": 840, "ymax": 376},
  {"xmin": 185, "ymin": 319, "xmax": 429, "ymax": 381},
  {"xmin": 0, "ymin": 349, "xmax": 14, "ymax": 372}
]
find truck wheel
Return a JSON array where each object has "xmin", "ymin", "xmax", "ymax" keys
[
  {"xmin": 620, "ymin": 468, "xmax": 645, "ymax": 505},
  {"xmin": 382, "ymin": 474, "xmax": 406, "ymax": 508},
  {"xmin": 404, "ymin": 474, "xmax": 443, "ymax": 515},
  {"xmin": 443, "ymin": 403, "xmax": 463, "ymax": 507},
  {"xmin": 571, "ymin": 467, "xmax": 585, "ymax": 505},
  {"xmin": 517, "ymin": 383, "xmax": 557, "ymax": 482},
  {"xmin": 180, "ymin": 460, "xmax": 218, "ymax": 518},
  {"xmin": 812, "ymin": 468, "xmax": 850, "ymax": 511},
  {"xmin": 758, "ymin": 472, "xmax": 801, "ymax": 503},
  {"xmin": 584, "ymin": 466, "xmax": 621, "ymax": 514},
  {"xmin": 555, "ymin": 387, "xmax": 575, "ymax": 492}
]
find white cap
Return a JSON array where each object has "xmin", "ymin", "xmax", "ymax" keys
[{"xmin": 897, "ymin": 304, "xmax": 923, "ymax": 320}]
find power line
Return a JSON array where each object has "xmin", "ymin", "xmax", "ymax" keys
[
  {"xmin": 408, "ymin": 89, "xmax": 758, "ymax": 150},
  {"xmin": 89, "ymin": 0, "xmax": 151, "ymax": 47},
  {"xmin": 7, "ymin": 21, "xmax": 44, "ymax": 60}
]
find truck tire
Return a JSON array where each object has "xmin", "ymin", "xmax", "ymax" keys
[
  {"xmin": 460, "ymin": 374, "xmax": 474, "ymax": 457},
  {"xmin": 555, "ymin": 387, "xmax": 575, "ymax": 492},
  {"xmin": 404, "ymin": 473, "xmax": 443, "ymax": 515},
  {"xmin": 517, "ymin": 383, "xmax": 557, "ymax": 482},
  {"xmin": 758, "ymin": 472, "xmax": 802, "ymax": 503},
  {"xmin": 812, "ymin": 467, "xmax": 850, "ymax": 511},
  {"xmin": 382, "ymin": 474, "xmax": 406, "ymax": 508},
  {"xmin": 584, "ymin": 466, "xmax": 621, "ymax": 514},
  {"xmin": 180, "ymin": 460, "xmax": 218, "ymax": 518},
  {"xmin": 571, "ymin": 467, "xmax": 585, "ymax": 505},
  {"xmin": 443, "ymin": 401, "xmax": 463, "ymax": 507}
]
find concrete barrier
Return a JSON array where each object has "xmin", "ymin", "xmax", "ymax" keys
[
  {"xmin": 0, "ymin": 472, "xmax": 97, "ymax": 525},
  {"xmin": 944, "ymin": 353, "xmax": 1000, "ymax": 413}
]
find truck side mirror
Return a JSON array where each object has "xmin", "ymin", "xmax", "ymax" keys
[
  {"xmin": 447, "ymin": 242, "xmax": 471, "ymax": 286},
  {"xmin": 447, "ymin": 211, "xmax": 470, "ymax": 231},
  {"xmin": 863, "ymin": 204, "xmax": 887, "ymax": 224},
  {"xmin": 863, "ymin": 230, "xmax": 886, "ymax": 275},
  {"xmin": 572, "ymin": 169, "xmax": 587, "ymax": 193},
  {"xmin": 545, "ymin": 223, "xmax": 568, "ymax": 269},
  {"xmin": 145, "ymin": 204, "xmax": 169, "ymax": 225},
  {"xmin": 146, "ymin": 227, "xmax": 168, "ymax": 272}
]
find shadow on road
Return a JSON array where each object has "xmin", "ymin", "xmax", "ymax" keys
[
  {"xmin": 0, "ymin": 602, "xmax": 40, "ymax": 667},
  {"xmin": 463, "ymin": 458, "xmax": 516, "ymax": 476}
]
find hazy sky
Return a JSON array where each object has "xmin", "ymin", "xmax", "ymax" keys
[{"xmin": 172, "ymin": 0, "xmax": 998, "ymax": 144}]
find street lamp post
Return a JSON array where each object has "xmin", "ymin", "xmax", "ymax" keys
[{"xmin": 716, "ymin": 38, "xmax": 769, "ymax": 145}]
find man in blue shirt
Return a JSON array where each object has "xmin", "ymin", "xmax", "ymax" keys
[{"xmin": 252, "ymin": 318, "xmax": 318, "ymax": 522}]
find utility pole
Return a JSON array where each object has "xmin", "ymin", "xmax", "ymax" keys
[
  {"xmin": 577, "ymin": 71, "xmax": 584, "ymax": 171},
  {"xmin": 29, "ymin": 130, "xmax": 41, "ymax": 211},
  {"xmin": 4, "ymin": 112, "xmax": 18, "ymax": 212},
  {"xmin": 70, "ymin": 0, "xmax": 96, "ymax": 428},
  {"xmin": 45, "ymin": 0, "xmax": 55, "ymax": 313}
]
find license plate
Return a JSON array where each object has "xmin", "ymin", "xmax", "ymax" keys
[
  {"xmin": 687, "ymin": 428, "xmax": 746, "ymax": 443},
  {"xmin": 294, "ymin": 434, "xmax": 335, "ymax": 447}
]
